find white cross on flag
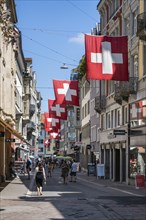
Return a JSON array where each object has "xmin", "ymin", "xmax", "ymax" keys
[
  {"xmin": 85, "ymin": 34, "xmax": 128, "ymax": 81},
  {"xmin": 48, "ymin": 99, "xmax": 67, "ymax": 120},
  {"xmin": 44, "ymin": 112, "xmax": 60, "ymax": 131},
  {"xmin": 44, "ymin": 138, "xmax": 50, "ymax": 148},
  {"xmin": 130, "ymin": 101, "xmax": 143, "ymax": 120},
  {"xmin": 53, "ymin": 80, "xmax": 79, "ymax": 106},
  {"xmin": 50, "ymin": 132, "xmax": 61, "ymax": 140}
]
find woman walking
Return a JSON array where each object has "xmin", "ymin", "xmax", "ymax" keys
[
  {"xmin": 61, "ymin": 160, "xmax": 69, "ymax": 184},
  {"xmin": 35, "ymin": 162, "xmax": 46, "ymax": 196}
]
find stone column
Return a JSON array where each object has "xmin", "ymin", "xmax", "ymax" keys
[
  {"xmin": 104, "ymin": 145, "xmax": 106, "ymax": 179},
  {"xmin": 109, "ymin": 144, "xmax": 112, "ymax": 180},
  {"xmin": 113, "ymin": 145, "xmax": 116, "ymax": 181},
  {"xmin": 120, "ymin": 144, "xmax": 123, "ymax": 183}
]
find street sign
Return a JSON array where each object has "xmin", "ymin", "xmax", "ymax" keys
[
  {"xmin": 5, "ymin": 138, "xmax": 15, "ymax": 142},
  {"xmin": 113, "ymin": 130, "xmax": 127, "ymax": 135},
  {"xmin": 130, "ymin": 130, "xmax": 142, "ymax": 136}
]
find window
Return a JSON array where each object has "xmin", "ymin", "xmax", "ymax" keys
[
  {"xmin": 90, "ymin": 99, "xmax": 95, "ymax": 116},
  {"xmin": 39, "ymin": 139, "xmax": 44, "ymax": 144},
  {"xmin": 82, "ymin": 106, "xmax": 84, "ymax": 119},
  {"xmin": 124, "ymin": 17, "xmax": 130, "ymax": 36},
  {"xmin": 68, "ymin": 109, "xmax": 74, "ymax": 117},
  {"xmin": 111, "ymin": 110, "xmax": 114, "ymax": 128},
  {"xmin": 88, "ymin": 100, "xmax": 90, "ymax": 114},
  {"xmin": 101, "ymin": 114, "xmax": 105, "ymax": 130},
  {"xmin": 91, "ymin": 126, "xmax": 96, "ymax": 142},
  {"xmin": 117, "ymin": 109, "xmax": 121, "ymax": 126},
  {"xmin": 115, "ymin": 109, "xmax": 121, "ymax": 127},
  {"xmin": 132, "ymin": 9, "xmax": 138, "ymax": 36},
  {"xmin": 130, "ymin": 147, "xmax": 146, "ymax": 179},
  {"xmin": 106, "ymin": 113, "xmax": 111, "ymax": 129},
  {"xmin": 85, "ymin": 104, "xmax": 87, "ymax": 117},
  {"xmin": 76, "ymin": 108, "xmax": 80, "ymax": 121}
]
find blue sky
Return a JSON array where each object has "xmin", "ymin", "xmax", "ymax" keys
[{"xmin": 15, "ymin": 0, "xmax": 100, "ymax": 112}]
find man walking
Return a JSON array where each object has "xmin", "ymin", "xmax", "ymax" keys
[{"xmin": 70, "ymin": 160, "xmax": 78, "ymax": 182}]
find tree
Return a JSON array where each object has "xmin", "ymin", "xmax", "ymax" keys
[{"xmin": 72, "ymin": 55, "xmax": 86, "ymax": 80}]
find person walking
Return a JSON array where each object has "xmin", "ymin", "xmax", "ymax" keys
[
  {"xmin": 61, "ymin": 160, "xmax": 69, "ymax": 184},
  {"xmin": 9, "ymin": 159, "xmax": 17, "ymax": 178},
  {"xmin": 70, "ymin": 159, "xmax": 78, "ymax": 182},
  {"xmin": 47, "ymin": 161, "xmax": 53, "ymax": 177},
  {"xmin": 26, "ymin": 158, "xmax": 32, "ymax": 179},
  {"xmin": 35, "ymin": 162, "xmax": 46, "ymax": 196}
]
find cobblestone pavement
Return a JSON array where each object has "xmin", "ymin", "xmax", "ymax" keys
[{"xmin": 1, "ymin": 168, "xmax": 146, "ymax": 220}]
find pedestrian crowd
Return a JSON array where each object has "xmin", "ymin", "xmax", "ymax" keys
[{"xmin": 9, "ymin": 155, "xmax": 80, "ymax": 196}]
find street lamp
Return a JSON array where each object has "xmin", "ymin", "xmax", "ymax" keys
[{"xmin": 60, "ymin": 63, "xmax": 68, "ymax": 69}]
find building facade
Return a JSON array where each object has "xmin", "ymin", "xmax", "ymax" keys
[
  {"xmin": 0, "ymin": 0, "xmax": 41, "ymax": 182},
  {"xmin": 97, "ymin": 0, "xmax": 146, "ymax": 184}
]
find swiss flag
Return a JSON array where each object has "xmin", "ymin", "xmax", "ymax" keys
[
  {"xmin": 48, "ymin": 99, "xmax": 67, "ymax": 120},
  {"xmin": 53, "ymin": 80, "xmax": 79, "ymax": 106},
  {"xmin": 85, "ymin": 34, "xmax": 128, "ymax": 81},
  {"xmin": 44, "ymin": 138, "xmax": 50, "ymax": 148},
  {"xmin": 44, "ymin": 112, "xmax": 60, "ymax": 131},
  {"xmin": 50, "ymin": 132, "xmax": 61, "ymax": 140},
  {"xmin": 130, "ymin": 101, "xmax": 143, "ymax": 120}
]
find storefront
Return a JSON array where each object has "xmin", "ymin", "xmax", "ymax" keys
[
  {"xmin": 130, "ymin": 99, "xmax": 146, "ymax": 181},
  {"xmin": 0, "ymin": 117, "xmax": 29, "ymax": 182}
]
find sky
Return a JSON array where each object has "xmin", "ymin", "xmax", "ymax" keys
[{"xmin": 15, "ymin": 0, "xmax": 100, "ymax": 112}]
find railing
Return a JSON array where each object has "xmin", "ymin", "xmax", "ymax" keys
[
  {"xmin": 95, "ymin": 95, "xmax": 106, "ymax": 114},
  {"xmin": 137, "ymin": 12, "xmax": 146, "ymax": 41},
  {"xmin": 114, "ymin": 77, "xmax": 138, "ymax": 104}
]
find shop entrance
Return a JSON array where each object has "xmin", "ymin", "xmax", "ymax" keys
[{"xmin": 115, "ymin": 149, "xmax": 120, "ymax": 181}]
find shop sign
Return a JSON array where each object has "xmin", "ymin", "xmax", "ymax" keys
[
  {"xmin": 113, "ymin": 130, "xmax": 127, "ymax": 135},
  {"xmin": 130, "ymin": 130, "xmax": 142, "ymax": 136},
  {"xmin": 135, "ymin": 174, "xmax": 145, "ymax": 188},
  {"xmin": 5, "ymin": 138, "xmax": 15, "ymax": 142}
]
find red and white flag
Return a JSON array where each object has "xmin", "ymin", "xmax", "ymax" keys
[
  {"xmin": 85, "ymin": 34, "xmax": 128, "ymax": 81},
  {"xmin": 48, "ymin": 99, "xmax": 67, "ymax": 120},
  {"xmin": 130, "ymin": 101, "xmax": 143, "ymax": 120},
  {"xmin": 53, "ymin": 80, "xmax": 79, "ymax": 106},
  {"xmin": 50, "ymin": 132, "xmax": 61, "ymax": 139},
  {"xmin": 44, "ymin": 138, "xmax": 50, "ymax": 148},
  {"xmin": 44, "ymin": 112, "xmax": 60, "ymax": 131}
]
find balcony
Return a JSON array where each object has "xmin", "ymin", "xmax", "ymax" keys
[
  {"xmin": 114, "ymin": 77, "xmax": 138, "ymax": 104},
  {"xmin": 95, "ymin": 95, "xmax": 106, "ymax": 114},
  {"xmin": 137, "ymin": 12, "xmax": 146, "ymax": 41},
  {"xmin": 27, "ymin": 121, "xmax": 35, "ymax": 132},
  {"xmin": 30, "ymin": 104, "xmax": 35, "ymax": 116}
]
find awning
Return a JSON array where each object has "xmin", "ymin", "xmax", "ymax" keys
[{"xmin": 0, "ymin": 117, "xmax": 30, "ymax": 145}]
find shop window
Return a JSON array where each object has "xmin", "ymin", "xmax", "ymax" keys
[{"xmin": 130, "ymin": 147, "xmax": 146, "ymax": 178}]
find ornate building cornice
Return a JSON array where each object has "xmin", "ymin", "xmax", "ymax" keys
[{"xmin": 0, "ymin": 0, "xmax": 17, "ymax": 43}]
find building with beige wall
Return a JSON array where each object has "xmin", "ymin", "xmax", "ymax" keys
[
  {"xmin": 0, "ymin": 0, "xmax": 42, "ymax": 182},
  {"xmin": 96, "ymin": 0, "xmax": 146, "ymax": 184}
]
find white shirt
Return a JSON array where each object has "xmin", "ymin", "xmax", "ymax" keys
[{"xmin": 71, "ymin": 162, "xmax": 77, "ymax": 172}]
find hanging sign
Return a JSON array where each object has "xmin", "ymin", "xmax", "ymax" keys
[{"xmin": 5, "ymin": 138, "xmax": 15, "ymax": 142}]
